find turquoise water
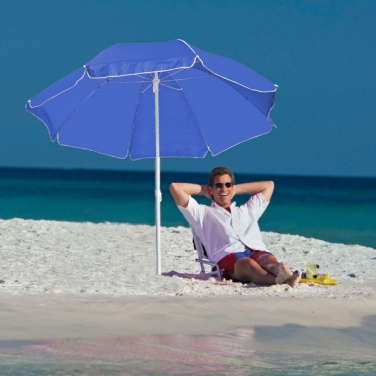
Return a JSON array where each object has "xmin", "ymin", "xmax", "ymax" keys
[{"xmin": 1, "ymin": 167, "xmax": 375, "ymax": 248}]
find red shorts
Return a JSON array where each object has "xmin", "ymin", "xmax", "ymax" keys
[{"xmin": 217, "ymin": 248, "xmax": 272, "ymax": 279}]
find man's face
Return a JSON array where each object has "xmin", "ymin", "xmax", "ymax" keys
[{"xmin": 208, "ymin": 174, "xmax": 234, "ymax": 208}]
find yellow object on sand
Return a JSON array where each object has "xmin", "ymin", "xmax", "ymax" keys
[{"xmin": 299, "ymin": 263, "xmax": 338, "ymax": 285}]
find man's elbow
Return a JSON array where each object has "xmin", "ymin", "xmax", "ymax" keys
[
  {"xmin": 169, "ymin": 182, "xmax": 181, "ymax": 201},
  {"xmin": 263, "ymin": 181, "xmax": 274, "ymax": 202},
  {"xmin": 169, "ymin": 182, "xmax": 189, "ymax": 207},
  {"xmin": 169, "ymin": 182, "xmax": 178, "ymax": 195},
  {"xmin": 266, "ymin": 180, "xmax": 275, "ymax": 193}
]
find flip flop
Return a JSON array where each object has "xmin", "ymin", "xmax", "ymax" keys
[
  {"xmin": 299, "ymin": 263, "xmax": 338, "ymax": 285},
  {"xmin": 299, "ymin": 272, "xmax": 337, "ymax": 285}
]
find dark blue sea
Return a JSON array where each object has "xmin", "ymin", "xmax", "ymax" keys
[{"xmin": 0, "ymin": 167, "xmax": 375, "ymax": 249}]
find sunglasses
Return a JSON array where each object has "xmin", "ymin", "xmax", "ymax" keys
[{"xmin": 212, "ymin": 182, "xmax": 233, "ymax": 188}]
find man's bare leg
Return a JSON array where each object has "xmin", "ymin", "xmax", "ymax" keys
[
  {"xmin": 249, "ymin": 254, "xmax": 301, "ymax": 287},
  {"xmin": 257, "ymin": 255, "xmax": 301, "ymax": 287},
  {"xmin": 231, "ymin": 258, "xmax": 276, "ymax": 285},
  {"xmin": 230, "ymin": 257, "xmax": 301, "ymax": 287},
  {"xmin": 254, "ymin": 254, "xmax": 293, "ymax": 284}
]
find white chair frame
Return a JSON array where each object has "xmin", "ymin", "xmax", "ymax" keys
[{"xmin": 191, "ymin": 228, "xmax": 223, "ymax": 281}]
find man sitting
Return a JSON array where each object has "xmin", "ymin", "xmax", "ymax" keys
[{"xmin": 169, "ymin": 166, "xmax": 301, "ymax": 287}]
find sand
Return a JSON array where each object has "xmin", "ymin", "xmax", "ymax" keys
[
  {"xmin": 0, "ymin": 217, "xmax": 375, "ymax": 343},
  {"xmin": 1, "ymin": 218, "xmax": 375, "ymax": 298},
  {"xmin": 1, "ymin": 218, "xmax": 376, "ymax": 373}
]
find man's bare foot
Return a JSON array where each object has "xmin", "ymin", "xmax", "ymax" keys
[
  {"xmin": 286, "ymin": 270, "xmax": 302, "ymax": 288},
  {"xmin": 275, "ymin": 262, "xmax": 293, "ymax": 284}
]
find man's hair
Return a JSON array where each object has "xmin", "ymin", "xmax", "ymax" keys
[{"xmin": 208, "ymin": 166, "xmax": 235, "ymax": 186}]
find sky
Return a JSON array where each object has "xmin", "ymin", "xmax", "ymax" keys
[{"xmin": 1, "ymin": 0, "xmax": 375, "ymax": 178}]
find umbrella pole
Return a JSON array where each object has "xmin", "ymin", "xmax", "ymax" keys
[{"xmin": 153, "ymin": 72, "xmax": 162, "ymax": 274}]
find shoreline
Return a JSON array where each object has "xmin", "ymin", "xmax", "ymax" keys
[{"xmin": 1, "ymin": 294, "xmax": 375, "ymax": 341}]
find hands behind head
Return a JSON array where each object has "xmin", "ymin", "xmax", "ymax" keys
[{"xmin": 201, "ymin": 185, "xmax": 213, "ymax": 200}]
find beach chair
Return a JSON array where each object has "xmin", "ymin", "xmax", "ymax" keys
[{"xmin": 191, "ymin": 227, "xmax": 223, "ymax": 281}]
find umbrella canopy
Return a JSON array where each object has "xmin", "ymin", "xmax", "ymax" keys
[{"xmin": 26, "ymin": 39, "xmax": 278, "ymax": 273}]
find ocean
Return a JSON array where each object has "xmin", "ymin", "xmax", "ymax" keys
[{"xmin": 0, "ymin": 167, "xmax": 375, "ymax": 249}]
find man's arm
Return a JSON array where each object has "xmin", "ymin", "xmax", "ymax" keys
[
  {"xmin": 169, "ymin": 182, "xmax": 211, "ymax": 208},
  {"xmin": 234, "ymin": 181, "xmax": 274, "ymax": 202}
]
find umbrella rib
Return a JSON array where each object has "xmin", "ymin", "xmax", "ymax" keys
[
  {"xmin": 190, "ymin": 61, "xmax": 277, "ymax": 125},
  {"xmin": 158, "ymin": 69, "xmax": 209, "ymax": 91},
  {"xmin": 159, "ymin": 82, "xmax": 181, "ymax": 91},
  {"xmin": 109, "ymin": 79, "xmax": 152, "ymax": 84},
  {"xmin": 159, "ymin": 75, "xmax": 209, "ymax": 91},
  {"xmin": 199, "ymin": 56, "xmax": 277, "ymax": 93},
  {"xmin": 56, "ymin": 79, "xmax": 111, "ymax": 137},
  {"xmin": 106, "ymin": 77, "xmax": 153, "ymax": 93},
  {"xmin": 27, "ymin": 69, "xmax": 87, "ymax": 108},
  {"xmin": 179, "ymin": 38, "xmax": 277, "ymax": 94},
  {"xmin": 160, "ymin": 67, "xmax": 208, "ymax": 84},
  {"xmin": 107, "ymin": 73, "xmax": 153, "ymax": 87},
  {"xmin": 164, "ymin": 72, "xmax": 211, "ymax": 153},
  {"xmin": 126, "ymin": 77, "xmax": 150, "ymax": 159}
]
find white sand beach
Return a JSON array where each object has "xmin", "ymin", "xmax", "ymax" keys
[
  {"xmin": 1, "ymin": 218, "xmax": 376, "ymax": 374},
  {"xmin": 1, "ymin": 218, "xmax": 375, "ymax": 299},
  {"xmin": 1, "ymin": 218, "xmax": 375, "ymax": 342}
]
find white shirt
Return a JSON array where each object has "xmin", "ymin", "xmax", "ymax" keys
[{"xmin": 178, "ymin": 193, "xmax": 269, "ymax": 263}]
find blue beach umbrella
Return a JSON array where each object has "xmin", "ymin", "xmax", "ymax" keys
[{"xmin": 26, "ymin": 39, "xmax": 278, "ymax": 274}]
